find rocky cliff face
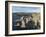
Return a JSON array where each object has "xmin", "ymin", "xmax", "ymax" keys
[
  {"xmin": 32, "ymin": 13, "xmax": 40, "ymax": 26},
  {"xmin": 16, "ymin": 13, "xmax": 40, "ymax": 29},
  {"xmin": 13, "ymin": 13, "xmax": 40, "ymax": 30}
]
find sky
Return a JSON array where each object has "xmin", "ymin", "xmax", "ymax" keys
[{"xmin": 12, "ymin": 6, "xmax": 41, "ymax": 13}]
